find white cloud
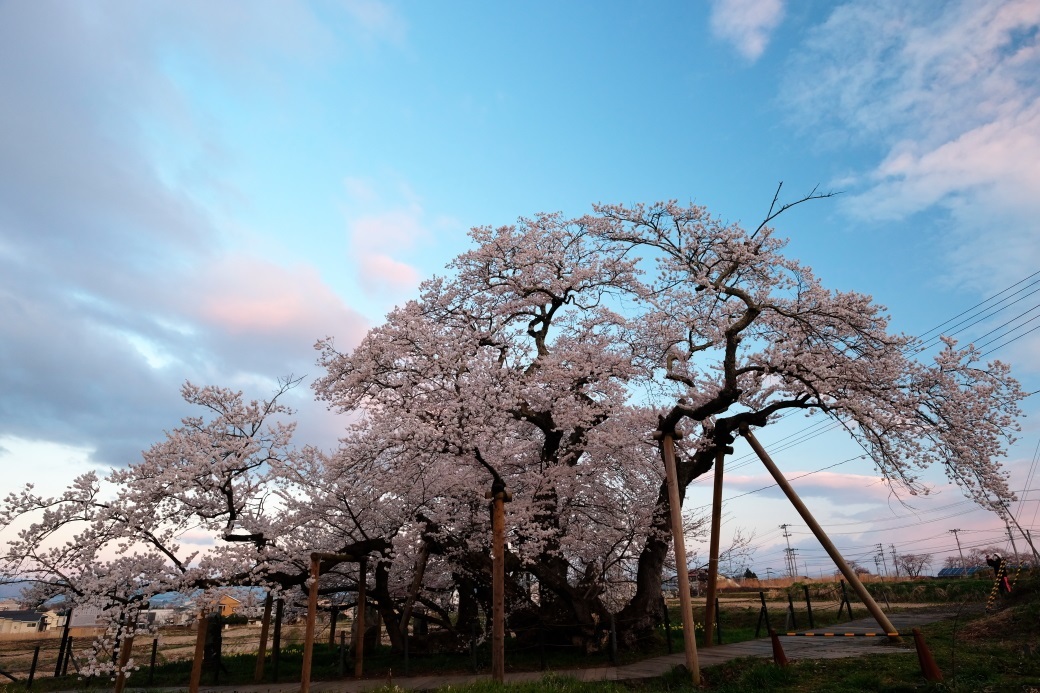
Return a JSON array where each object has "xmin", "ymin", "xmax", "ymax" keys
[
  {"xmin": 709, "ymin": 0, "xmax": 785, "ymax": 61},
  {"xmin": 782, "ymin": 0, "xmax": 1040, "ymax": 289}
]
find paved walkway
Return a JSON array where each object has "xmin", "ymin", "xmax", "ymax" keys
[{"xmin": 127, "ymin": 611, "xmax": 954, "ymax": 692}]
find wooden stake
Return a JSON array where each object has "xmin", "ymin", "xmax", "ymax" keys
[
  {"xmin": 703, "ymin": 448, "xmax": 725, "ymax": 648},
  {"xmin": 113, "ymin": 615, "xmax": 136, "ymax": 693},
  {"xmin": 301, "ymin": 553, "xmax": 321, "ymax": 693},
  {"xmin": 188, "ymin": 613, "xmax": 207, "ymax": 693},
  {"xmin": 253, "ymin": 592, "xmax": 273, "ymax": 683},
  {"xmin": 355, "ymin": 557, "xmax": 367, "ymax": 679},
  {"xmin": 741, "ymin": 425, "xmax": 899, "ymax": 639},
  {"xmin": 656, "ymin": 430, "xmax": 701, "ymax": 685},
  {"xmin": 329, "ymin": 605, "xmax": 339, "ymax": 646},
  {"xmin": 491, "ymin": 490, "xmax": 507, "ymax": 683}
]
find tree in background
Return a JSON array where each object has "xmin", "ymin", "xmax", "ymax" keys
[{"xmin": 895, "ymin": 553, "xmax": 933, "ymax": 577}]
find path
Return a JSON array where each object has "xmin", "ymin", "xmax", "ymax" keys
[{"xmin": 115, "ymin": 610, "xmax": 954, "ymax": 692}]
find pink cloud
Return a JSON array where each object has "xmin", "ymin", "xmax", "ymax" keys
[
  {"xmin": 194, "ymin": 254, "xmax": 366, "ymax": 338},
  {"xmin": 357, "ymin": 253, "xmax": 422, "ymax": 297},
  {"xmin": 725, "ymin": 470, "xmax": 899, "ymax": 504},
  {"xmin": 348, "ymin": 207, "xmax": 427, "ymax": 298}
]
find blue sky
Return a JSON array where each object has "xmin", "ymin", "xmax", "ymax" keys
[{"xmin": 1, "ymin": 0, "xmax": 1039, "ymax": 576}]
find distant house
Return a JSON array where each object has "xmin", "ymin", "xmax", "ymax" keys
[
  {"xmin": 0, "ymin": 610, "xmax": 49, "ymax": 634},
  {"xmin": 216, "ymin": 594, "xmax": 241, "ymax": 617}
]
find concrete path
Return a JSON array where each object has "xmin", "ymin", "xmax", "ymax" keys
[{"xmin": 126, "ymin": 611, "xmax": 954, "ymax": 692}]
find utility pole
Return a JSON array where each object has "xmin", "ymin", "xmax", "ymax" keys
[
  {"xmin": 949, "ymin": 529, "xmax": 966, "ymax": 569},
  {"xmin": 876, "ymin": 543, "xmax": 889, "ymax": 577},
  {"xmin": 890, "ymin": 544, "xmax": 899, "ymax": 577},
  {"xmin": 1005, "ymin": 520, "xmax": 1021, "ymax": 562},
  {"xmin": 780, "ymin": 524, "xmax": 795, "ymax": 576}
]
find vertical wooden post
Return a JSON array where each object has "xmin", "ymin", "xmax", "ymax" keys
[
  {"xmin": 113, "ymin": 614, "xmax": 137, "ymax": 693},
  {"xmin": 253, "ymin": 592, "xmax": 273, "ymax": 683},
  {"xmin": 741, "ymin": 425, "xmax": 899, "ymax": 638},
  {"xmin": 656, "ymin": 430, "xmax": 701, "ymax": 684},
  {"xmin": 189, "ymin": 613, "xmax": 208, "ymax": 693},
  {"xmin": 301, "ymin": 553, "xmax": 321, "ymax": 693},
  {"xmin": 27, "ymin": 646, "xmax": 39, "ymax": 689},
  {"xmin": 272, "ymin": 598, "xmax": 283, "ymax": 682},
  {"xmin": 491, "ymin": 487, "xmax": 508, "ymax": 683},
  {"xmin": 355, "ymin": 557, "xmax": 367, "ymax": 679},
  {"xmin": 703, "ymin": 449, "xmax": 725, "ymax": 648},
  {"xmin": 54, "ymin": 608, "xmax": 72, "ymax": 676},
  {"xmin": 328, "ymin": 605, "xmax": 339, "ymax": 646},
  {"xmin": 147, "ymin": 637, "xmax": 158, "ymax": 685},
  {"xmin": 62, "ymin": 636, "xmax": 73, "ymax": 675}
]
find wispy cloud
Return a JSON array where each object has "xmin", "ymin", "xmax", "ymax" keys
[
  {"xmin": 709, "ymin": 0, "xmax": 785, "ymax": 62},
  {"xmin": 344, "ymin": 178, "xmax": 430, "ymax": 302},
  {"xmin": 782, "ymin": 0, "xmax": 1040, "ymax": 288}
]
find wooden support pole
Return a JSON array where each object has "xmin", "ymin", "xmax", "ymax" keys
[
  {"xmin": 329, "ymin": 605, "xmax": 339, "ymax": 646},
  {"xmin": 253, "ymin": 592, "xmax": 273, "ymax": 683},
  {"xmin": 62, "ymin": 636, "xmax": 73, "ymax": 676},
  {"xmin": 272, "ymin": 598, "xmax": 283, "ymax": 682},
  {"xmin": 54, "ymin": 608, "xmax": 72, "ymax": 677},
  {"xmin": 113, "ymin": 615, "xmax": 137, "ymax": 693},
  {"xmin": 27, "ymin": 646, "xmax": 39, "ymax": 689},
  {"xmin": 656, "ymin": 430, "xmax": 701, "ymax": 684},
  {"xmin": 189, "ymin": 613, "xmax": 208, "ymax": 693},
  {"xmin": 703, "ymin": 448, "xmax": 725, "ymax": 648},
  {"xmin": 355, "ymin": 557, "xmax": 367, "ymax": 679},
  {"xmin": 489, "ymin": 488, "xmax": 509, "ymax": 683},
  {"xmin": 741, "ymin": 425, "xmax": 899, "ymax": 639},
  {"xmin": 148, "ymin": 637, "xmax": 158, "ymax": 686},
  {"xmin": 301, "ymin": 553, "xmax": 321, "ymax": 693},
  {"xmin": 492, "ymin": 492, "xmax": 506, "ymax": 682}
]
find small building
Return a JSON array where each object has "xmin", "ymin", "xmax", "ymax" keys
[
  {"xmin": 216, "ymin": 594, "xmax": 241, "ymax": 617},
  {"xmin": 0, "ymin": 610, "xmax": 49, "ymax": 634}
]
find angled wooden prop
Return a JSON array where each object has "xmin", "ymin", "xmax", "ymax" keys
[{"xmin": 740, "ymin": 424, "xmax": 899, "ymax": 640}]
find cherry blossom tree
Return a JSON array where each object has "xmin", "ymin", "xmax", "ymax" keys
[
  {"xmin": 895, "ymin": 552, "xmax": 932, "ymax": 578},
  {"xmin": 316, "ymin": 195, "xmax": 1025, "ymax": 647},
  {"xmin": 2, "ymin": 193, "xmax": 1026, "ymax": 661},
  {"xmin": 0, "ymin": 377, "xmax": 343, "ymax": 676},
  {"xmin": 314, "ymin": 216, "xmax": 665, "ymax": 648}
]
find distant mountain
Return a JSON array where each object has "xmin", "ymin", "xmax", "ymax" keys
[{"xmin": 0, "ymin": 582, "xmax": 29, "ymax": 600}]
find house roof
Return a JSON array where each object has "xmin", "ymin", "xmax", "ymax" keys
[{"xmin": 0, "ymin": 610, "xmax": 46, "ymax": 623}]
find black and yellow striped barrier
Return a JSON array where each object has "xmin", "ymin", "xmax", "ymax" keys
[{"xmin": 782, "ymin": 628, "xmax": 898, "ymax": 632}]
